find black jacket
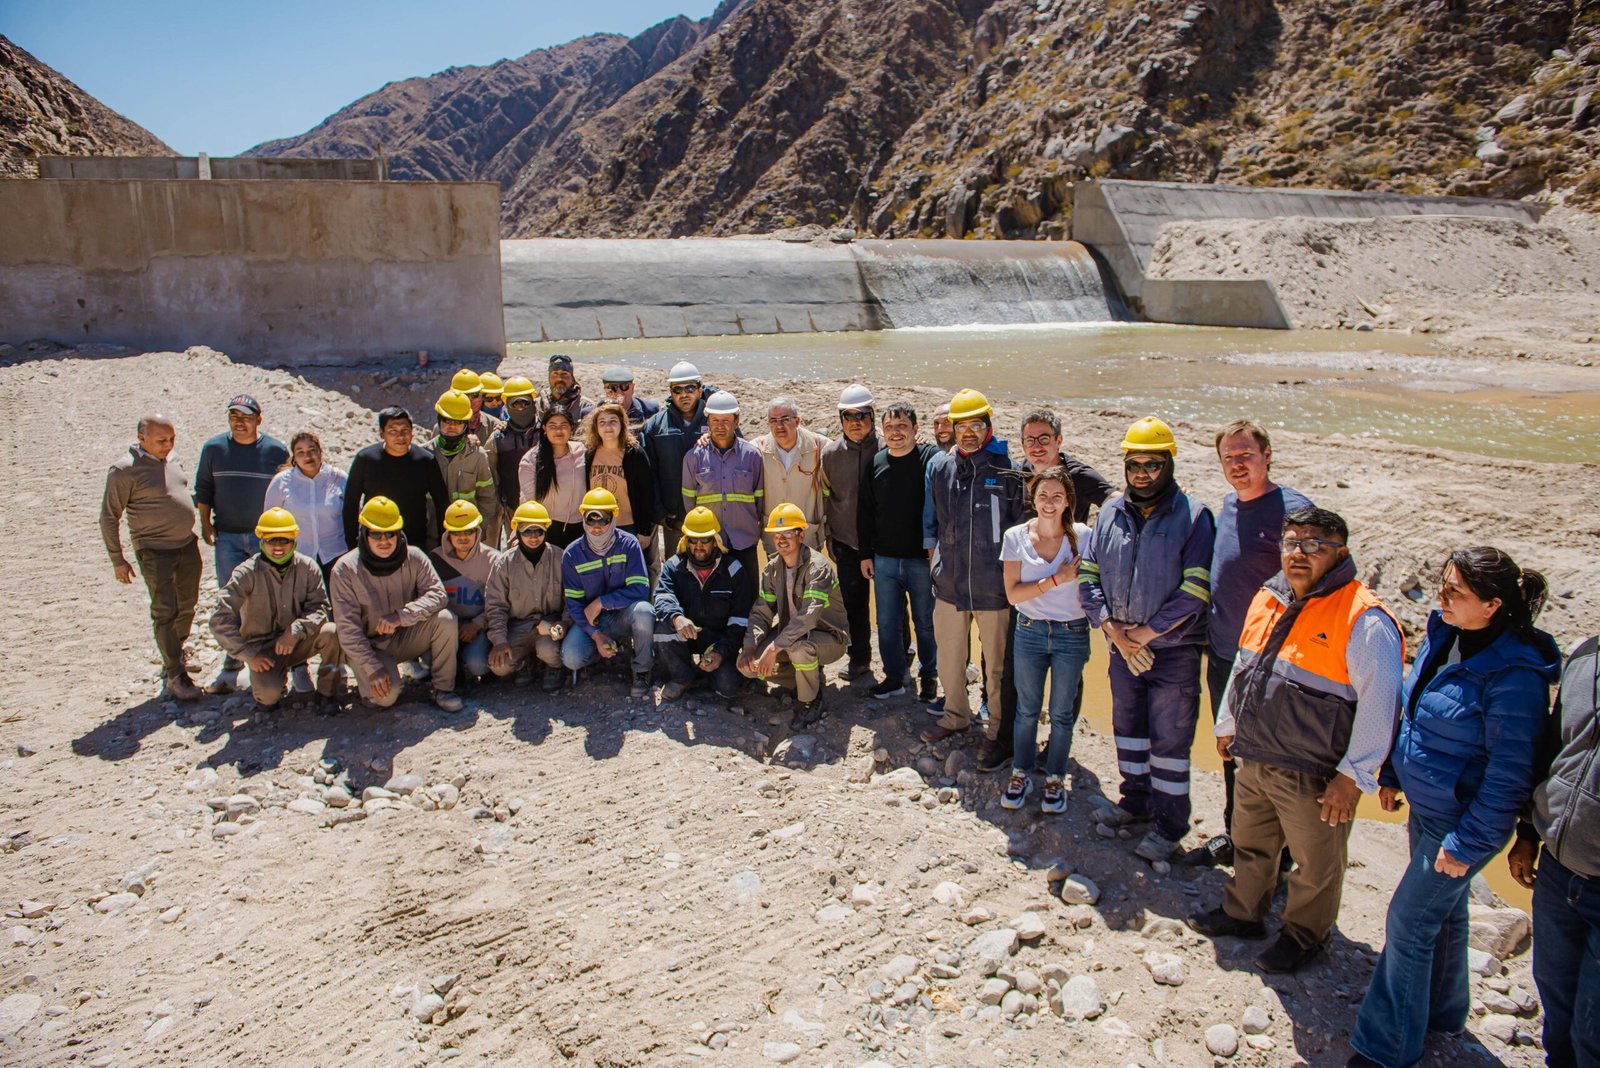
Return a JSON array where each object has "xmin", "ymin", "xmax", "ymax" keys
[
  {"xmin": 653, "ymin": 551, "xmax": 756, "ymax": 659},
  {"xmin": 580, "ymin": 445, "xmax": 658, "ymax": 536},
  {"xmin": 1020, "ymin": 450, "xmax": 1113, "ymax": 524}
]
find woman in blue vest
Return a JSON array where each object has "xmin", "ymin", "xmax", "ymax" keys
[{"xmin": 1348, "ymin": 546, "xmax": 1560, "ymax": 1068}]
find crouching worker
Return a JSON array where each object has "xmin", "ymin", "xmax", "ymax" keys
[
  {"xmin": 738, "ymin": 503, "xmax": 849, "ymax": 728},
  {"xmin": 208, "ymin": 507, "xmax": 340, "ymax": 718},
  {"xmin": 485, "ymin": 502, "xmax": 568, "ymax": 692},
  {"xmin": 327, "ymin": 496, "xmax": 464, "ymax": 712},
  {"xmin": 654, "ymin": 507, "xmax": 755, "ymax": 702},
  {"xmin": 432, "ymin": 500, "xmax": 499, "ymax": 684},
  {"xmin": 560, "ymin": 488, "xmax": 654, "ymax": 696}
]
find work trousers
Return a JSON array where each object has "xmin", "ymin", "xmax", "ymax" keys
[
  {"xmin": 248, "ymin": 627, "xmax": 343, "ymax": 706},
  {"xmin": 561, "ymin": 602, "xmax": 655, "ymax": 674},
  {"xmin": 329, "ymin": 612, "xmax": 459, "ymax": 706},
  {"xmin": 488, "ymin": 619, "xmax": 562, "ymax": 675},
  {"xmin": 1532, "ymin": 851, "xmax": 1600, "ymax": 1068},
  {"xmin": 136, "ymin": 539, "xmax": 202, "ymax": 679},
  {"xmin": 829, "ymin": 539, "xmax": 873, "ymax": 666},
  {"xmin": 1224, "ymin": 760, "xmax": 1353, "ymax": 948},
  {"xmin": 741, "ymin": 633, "xmax": 847, "ymax": 703},
  {"xmin": 1107, "ymin": 642, "xmax": 1201, "ymax": 842},
  {"xmin": 1206, "ymin": 648, "xmax": 1238, "ymax": 831},
  {"xmin": 213, "ymin": 531, "xmax": 257, "ymax": 671},
  {"xmin": 933, "ymin": 600, "xmax": 1009, "ymax": 737},
  {"xmin": 657, "ymin": 629, "xmax": 742, "ymax": 698}
]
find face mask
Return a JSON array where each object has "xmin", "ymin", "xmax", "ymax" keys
[{"xmin": 261, "ymin": 539, "xmax": 297, "ymax": 567}]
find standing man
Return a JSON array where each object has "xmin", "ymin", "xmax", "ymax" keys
[
  {"xmin": 739, "ymin": 504, "xmax": 849, "ymax": 727},
  {"xmin": 752, "ymin": 396, "xmax": 826, "ymax": 554},
  {"xmin": 489, "ymin": 376, "xmax": 541, "ymax": 544},
  {"xmin": 429, "ymin": 389, "xmax": 499, "ymax": 546},
  {"xmin": 1079, "ymin": 416, "xmax": 1216, "ymax": 864},
  {"xmin": 560, "ymin": 488, "xmax": 655, "ymax": 696},
  {"xmin": 541, "ymin": 354, "xmax": 585, "ymax": 427},
  {"xmin": 1191, "ymin": 419, "xmax": 1314, "ymax": 866},
  {"xmin": 653, "ymin": 507, "xmax": 755, "ymax": 702},
  {"xmin": 343, "ymin": 406, "xmax": 452, "ymax": 552},
  {"xmin": 599, "ymin": 367, "xmax": 660, "ymax": 431},
  {"xmin": 859, "ymin": 402, "xmax": 941, "ymax": 703},
  {"xmin": 920, "ymin": 389, "xmax": 1025, "ymax": 770},
  {"xmin": 681, "ymin": 391, "xmax": 765, "ymax": 572},
  {"xmin": 1016, "ymin": 409, "xmax": 1113, "ymax": 523},
  {"xmin": 101, "ymin": 415, "xmax": 203, "ymax": 701},
  {"xmin": 194, "ymin": 394, "xmax": 289, "ymax": 694},
  {"xmin": 642, "ymin": 361, "xmax": 713, "ymax": 556},
  {"xmin": 821, "ymin": 384, "xmax": 881, "ymax": 681},
  {"xmin": 1188, "ymin": 507, "xmax": 1403, "ymax": 974}
]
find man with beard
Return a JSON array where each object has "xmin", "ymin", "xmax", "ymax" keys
[
  {"xmin": 653, "ymin": 507, "xmax": 755, "ymax": 703},
  {"xmin": 681, "ymin": 391, "xmax": 765, "ymax": 573},
  {"xmin": 541, "ymin": 354, "xmax": 586, "ymax": 427},
  {"xmin": 325, "ymin": 496, "xmax": 463, "ymax": 712},
  {"xmin": 642, "ymin": 361, "xmax": 715, "ymax": 555},
  {"xmin": 485, "ymin": 501, "xmax": 569, "ymax": 692},
  {"xmin": 343, "ymin": 407, "xmax": 452, "ymax": 551},
  {"xmin": 820, "ymin": 384, "xmax": 883, "ymax": 681},
  {"xmin": 1079, "ymin": 417, "xmax": 1216, "ymax": 865}
]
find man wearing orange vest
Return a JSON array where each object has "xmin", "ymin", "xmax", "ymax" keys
[{"xmin": 1187, "ymin": 506, "xmax": 1404, "ymax": 975}]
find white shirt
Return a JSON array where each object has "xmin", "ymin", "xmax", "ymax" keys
[
  {"xmin": 263, "ymin": 465, "xmax": 348, "ymax": 564},
  {"xmin": 1001, "ymin": 521, "xmax": 1091, "ymax": 622},
  {"xmin": 775, "ymin": 442, "xmax": 801, "ymax": 472}
]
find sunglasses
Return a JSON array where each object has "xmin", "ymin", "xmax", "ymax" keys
[
  {"xmin": 583, "ymin": 513, "xmax": 612, "ymax": 526},
  {"xmin": 367, "ymin": 530, "xmax": 399, "ymax": 541},
  {"xmin": 1125, "ymin": 459, "xmax": 1166, "ymax": 474},
  {"xmin": 508, "ymin": 398, "xmax": 534, "ymax": 408},
  {"xmin": 604, "ymin": 382, "xmax": 633, "ymax": 393},
  {"xmin": 841, "ymin": 410, "xmax": 872, "ymax": 422},
  {"xmin": 517, "ymin": 526, "xmax": 548, "ymax": 539},
  {"xmin": 686, "ymin": 535, "xmax": 717, "ymax": 545},
  {"xmin": 670, "ymin": 384, "xmax": 701, "ymax": 395},
  {"xmin": 261, "ymin": 536, "xmax": 295, "ymax": 547}
]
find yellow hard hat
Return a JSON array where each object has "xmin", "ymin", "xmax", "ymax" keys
[
  {"xmin": 501, "ymin": 376, "xmax": 537, "ymax": 402},
  {"xmin": 580, "ymin": 487, "xmax": 619, "ymax": 514},
  {"xmin": 478, "ymin": 371, "xmax": 504, "ymax": 396},
  {"xmin": 677, "ymin": 506, "xmax": 727, "ymax": 554},
  {"xmin": 450, "ymin": 369, "xmax": 483, "ymax": 395},
  {"xmin": 764, "ymin": 502, "xmax": 808, "ymax": 533},
  {"xmin": 1120, "ymin": 416, "xmax": 1178, "ymax": 456},
  {"xmin": 254, "ymin": 507, "xmax": 299, "ymax": 539},
  {"xmin": 511, "ymin": 500, "xmax": 553, "ymax": 530},
  {"xmin": 358, "ymin": 496, "xmax": 404, "ymax": 533},
  {"xmin": 443, "ymin": 499, "xmax": 484, "ymax": 533},
  {"xmin": 435, "ymin": 389, "xmax": 473, "ymax": 423},
  {"xmin": 949, "ymin": 388, "xmax": 993, "ymax": 421}
]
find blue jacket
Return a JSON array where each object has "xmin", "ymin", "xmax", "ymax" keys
[
  {"xmin": 1386, "ymin": 611, "xmax": 1562, "ymax": 866},
  {"xmin": 1078, "ymin": 487, "xmax": 1215, "ymax": 647},
  {"xmin": 561, "ymin": 530, "xmax": 649, "ymax": 636},
  {"xmin": 921, "ymin": 436, "xmax": 1026, "ymax": 612}
]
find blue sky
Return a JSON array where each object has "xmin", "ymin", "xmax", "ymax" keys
[{"xmin": 3, "ymin": 0, "xmax": 715, "ymax": 156}]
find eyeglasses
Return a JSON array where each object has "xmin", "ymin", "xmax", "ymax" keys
[
  {"xmin": 1021, "ymin": 435, "xmax": 1058, "ymax": 448},
  {"xmin": 517, "ymin": 526, "xmax": 548, "ymax": 539},
  {"xmin": 583, "ymin": 513, "xmax": 612, "ymax": 527},
  {"xmin": 1125, "ymin": 459, "xmax": 1165, "ymax": 474},
  {"xmin": 841, "ymin": 411, "xmax": 872, "ymax": 422},
  {"xmin": 670, "ymin": 384, "xmax": 701, "ymax": 395},
  {"xmin": 768, "ymin": 416, "xmax": 798, "ymax": 427},
  {"xmin": 1279, "ymin": 537, "xmax": 1344, "ymax": 555}
]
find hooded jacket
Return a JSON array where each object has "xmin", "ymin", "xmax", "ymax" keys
[
  {"xmin": 654, "ymin": 551, "xmax": 756, "ymax": 659},
  {"xmin": 328, "ymin": 546, "xmax": 449, "ymax": 683},
  {"xmin": 1385, "ymin": 610, "xmax": 1563, "ymax": 867},
  {"xmin": 747, "ymin": 545, "xmax": 850, "ymax": 652},
  {"xmin": 1522, "ymin": 635, "xmax": 1600, "ymax": 878},
  {"xmin": 921, "ymin": 435, "xmax": 1026, "ymax": 612},
  {"xmin": 821, "ymin": 430, "xmax": 883, "ymax": 550},
  {"xmin": 209, "ymin": 551, "xmax": 329, "ymax": 658},
  {"xmin": 1078, "ymin": 486, "xmax": 1215, "ymax": 648},
  {"xmin": 482, "ymin": 545, "xmax": 568, "ymax": 646}
]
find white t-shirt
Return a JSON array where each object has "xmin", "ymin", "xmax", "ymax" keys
[{"xmin": 1001, "ymin": 521, "xmax": 1091, "ymax": 622}]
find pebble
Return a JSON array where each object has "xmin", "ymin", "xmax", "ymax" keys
[
  {"xmin": 882, "ymin": 955, "xmax": 919, "ymax": 982},
  {"xmin": 225, "ymin": 794, "xmax": 260, "ymax": 817},
  {"xmin": 851, "ymin": 883, "xmax": 881, "ymax": 907},
  {"xmin": 1480, "ymin": 1013, "xmax": 1520, "ymax": 1045},
  {"xmin": 1480, "ymin": 992, "xmax": 1522, "ymax": 1015},
  {"xmin": 972, "ymin": 928, "xmax": 1020, "ymax": 975},
  {"xmin": 0, "ymin": 994, "xmax": 42, "ymax": 1034},
  {"xmin": 16, "ymin": 741, "xmax": 37, "ymax": 757},
  {"xmin": 211, "ymin": 821, "xmax": 243, "ymax": 839},
  {"xmin": 932, "ymin": 881, "xmax": 967, "ymax": 908},
  {"xmin": 960, "ymin": 906, "xmax": 994, "ymax": 926},
  {"xmin": 979, "ymin": 978, "xmax": 1011, "ymax": 1005},
  {"xmin": 361, "ymin": 786, "xmax": 398, "ymax": 803},
  {"xmin": 1052, "ymin": 975, "xmax": 1104, "ymax": 1020},
  {"xmin": 1095, "ymin": 823, "xmax": 1117, "ymax": 839},
  {"xmin": 1059, "ymin": 874, "xmax": 1101, "ymax": 905},
  {"xmin": 999, "ymin": 989, "xmax": 1025, "ymax": 1017},
  {"xmin": 762, "ymin": 1041, "xmax": 803, "ymax": 1063},
  {"xmin": 94, "ymin": 892, "xmax": 139, "ymax": 914},
  {"xmin": 1468, "ymin": 948, "xmax": 1501, "ymax": 976},
  {"xmin": 411, "ymin": 991, "xmax": 445, "ymax": 1021},
  {"xmin": 1140, "ymin": 917, "xmax": 1185, "ymax": 940},
  {"xmin": 287, "ymin": 799, "xmax": 325, "ymax": 815},
  {"xmin": 1012, "ymin": 913, "xmax": 1047, "ymax": 941},
  {"xmin": 815, "ymin": 904, "xmax": 853, "ymax": 923},
  {"xmin": 323, "ymin": 787, "xmax": 352, "ymax": 808},
  {"xmin": 17, "ymin": 901, "xmax": 52, "ymax": 920},
  {"xmin": 1240, "ymin": 1004, "xmax": 1271, "ymax": 1034},
  {"xmin": 1245, "ymin": 1034, "xmax": 1274, "ymax": 1051},
  {"xmin": 430, "ymin": 783, "xmax": 460, "ymax": 809},
  {"xmin": 1151, "ymin": 860, "xmax": 1172, "ymax": 876},
  {"xmin": 1013, "ymin": 968, "xmax": 1043, "ymax": 995},
  {"xmin": 1206, "ymin": 1023, "xmax": 1239, "ymax": 1057},
  {"xmin": 772, "ymin": 821, "xmax": 806, "ymax": 840},
  {"xmin": 1143, "ymin": 952, "xmax": 1185, "ymax": 986},
  {"xmin": 384, "ymin": 773, "xmax": 424, "ymax": 795},
  {"xmin": 159, "ymin": 906, "xmax": 184, "ymax": 924}
]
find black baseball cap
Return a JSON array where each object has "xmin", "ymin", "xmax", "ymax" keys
[{"xmin": 226, "ymin": 394, "xmax": 261, "ymax": 415}]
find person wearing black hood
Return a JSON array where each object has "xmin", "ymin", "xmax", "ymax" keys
[
  {"xmin": 1079, "ymin": 417, "xmax": 1216, "ymax": 867},
  {"xmin": 326, "ymin": 496, "xmax": 463, "ymax": 713},
  {"xmin": 540, "ymin": 353, "xmax": 585, "ymax": 428},
  {"xmin": 489, "ymin": 376, "xmax": 542, "ymax": 543},
  {"xmin": 484, "ymin": 501, "xmax": 569, "ymax": 692}
]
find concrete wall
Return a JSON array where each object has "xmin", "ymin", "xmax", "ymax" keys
[
  {"xmin": 0, "ymin": 179, "xmax": 503, "ymax": 362},
  {"xmin": 38, "ymin": 156, "xmax": 387, "ymax": 180},
  {"xmin": 1140, "ymin": 278, "xmax": 1291, "ymax": 330}
]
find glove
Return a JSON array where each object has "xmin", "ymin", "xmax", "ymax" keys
[{"xmin": 1125, "ymin": 646, "xmax": 1156, "ymax": 676}]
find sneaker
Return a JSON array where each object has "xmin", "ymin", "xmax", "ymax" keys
[
  {"xmin": 1134, "ymin": 831, "xmax": 1181, "ymax": 863},
  {"xmin": 661, "ymin": 680, "xmax": 690, "ymax": 702},
  {"xmin": 163, "ymin": 673, "xmax": 201, "ymax": 702},
  {"xmin": 918, "ymin": 676, "xmax": 938, "ymax": 703},
  {"xmin": 290, "ymin": 664, "xmax": 314, "ymax": 694},
  {"xmin": 1186, "ymin": 905, "xmax": 1267, "ymax": 940},
  {"xmin": 631, "ymin": 672, "xmax": 652, "ymax": 698},
  {"xmin": 1041, "ymin": 776, "xmax": 1066, "ymax": 814},
  {"xmin": 1000, "ymin": 771, "xmax": 1033, "ymax": 810},
  {"xmin": 1255, "ymin": 932, "xmax": 1325, "ymax": 974},
  {"xmin": 433, "ymin": 690, "xmax": 464, "ymax": 713},
  {"xmin": 976, "ymin": 739, "xmax": 1013, "ymax": 772},
  {"xmin": 202, "ymin": 667, "xmax": 238, "ymax": 695},
  {"xmin": 840, "ymin": 660, "xmax": 872, "ymax": 682},
  {"xmin": 1183, "ymin": 833, "xmax": 1235, "ymax": 868},
  {"xmin": 924, "ymin": 696, "xmax": 946, "ymax": 718},
  {"xmin": 870, "ymin": 679, "xmax": 906, "ymax": 700}
]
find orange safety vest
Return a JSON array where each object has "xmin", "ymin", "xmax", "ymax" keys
[{"xmin": 1228, "ymin": 566, "xmax": 1402, "ymax": 780}]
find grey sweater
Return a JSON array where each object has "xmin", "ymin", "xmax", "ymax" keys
[{"xmin": 100, "ymin": 447, "xmax": 198, "ymax": 563}]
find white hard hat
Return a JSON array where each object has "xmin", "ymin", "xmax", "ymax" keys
[
  {"xmin": 704, "ymin": 390, "xmax": 740, "ymax": 416},
  {"xmin": 667, "ymin": 361, "xmax": 703, "ymax": 384},
  {"xmin": 838, "ymin": 383, "xmax": 876, "ymax": 411}
]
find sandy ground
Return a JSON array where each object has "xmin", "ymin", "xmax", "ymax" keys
[
  {"xmin": 1, "ymin": 345, "xmax": 1593, "ymax": 1067},
  {"xmin": 1146, "ymin": 208, "xmax": 1600, "ymax": 366}
]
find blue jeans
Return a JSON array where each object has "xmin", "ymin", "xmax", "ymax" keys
[
  {"xmin": 459, "ymin": 629, "xmax": 491, "ymax": 680},
  {"xmin": 1533, "ymin": 850, "xmax": 1600, "ymax": 1068},
  {"xmin": 1351, "ymin": 813, "xmax": 1495, "ymax": 1067},
  {"xmin": 214, "ymin": 531, "xmax": 257, "ymax": 669},
  {"xmin": 561, "ymin": 601, "xmax": 655, "ymax": 674},
  {"xmin": 1010, "ymin": 616, "xmax": 1090, "ymax": 777},
  {"xmin": 873, "ymin": 555, "xmax": 936, "ymax": 682}
]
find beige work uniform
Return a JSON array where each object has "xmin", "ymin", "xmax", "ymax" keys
[
  {"xmin": 209, "ymin": 551, "xmax": 338, "ymax": 702},
  {"xmin": 430, "ymin": 439, "xmax": 500, "ymax": 547},
  {"xmin": 326, "ymin": 546, "xmax": 457, "ymax": 705},
  {"xmin": 483, "ymin": 545, "xmax": 568, "ymax": 672},
  {"xmin": 753, "ymin": 428, "xmax": 827, "ymax": 553},
  {"xmin": 743, "ymin": 546, "xmax": 849, "ymax": 703}
]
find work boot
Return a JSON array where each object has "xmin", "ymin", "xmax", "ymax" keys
[
  {"xmin": 791, "ymin": 692, "xmax": 827, "ymax": 729},
  {"xmin": 661, "ymin": 680, "xmax": 690, "ymax": 702},
  {"xmin": 976, "ymin": 739, "xmax": 1012, "ymax": 772},
  {"xmin": 870, "ymin": 678, "xmax": 906, "ymax": 700},
  {"xmin": 631, "ymin": 672, "xmax": 652, "ymax": 699},
  {"xmin": 433, "ymin": 690, "xmax": 464, "ymax": 713},
  {"xmin": 919, "ymin": 722, "xmax": 967, "ymax": 744},
  {"xmin": 1134, "ymin": 831, "xmax": 1181, "ymax": 864},
  {"xmin": 290, "ymin": 665, "xmax": 314, "ymax": 694},
  {"xmin": 247, "ymin": 701, "xmax": 279, "ymax": 727},
  {"xmin": 840, "ymin": 660, "xmax": 871, "ymax": 682},
  {"xmin": 1255, "ymin": 933, "xmax": 1324, "ymax": 974},
  {"xmin": 918, "ymin": 675, "xmax": 939, "ymax": 704},
  {"xmin": 540, "ymin": 668, "xmax": 562, "ymax": 693},
  {"xmin": 203, "ymin": 666, "xmax": 239, "ymax": 695},
  {"xmin": 163, "ymin": 673, "xmax": 201, "ymax": 702},
  {"xmin": 1186, "ymin": 906, "xmax": 1267, "ymax": 940}
]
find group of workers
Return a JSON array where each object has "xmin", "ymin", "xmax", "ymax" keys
[{"xmin": 99, "ymin": 357, "xmax": 1598, "ymax": 1068}]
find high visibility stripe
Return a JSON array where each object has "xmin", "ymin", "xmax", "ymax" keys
[
  {"xmin": 625, "ymin": 576, "xmax": 649, "ymax": 587},
  {"xmin": 605, "ymin": 554, "xmax": 628, "ymax": 564},
  {"xmin": 1149, "ymin": 755, "xmax": 1190, "ymax": 773},
  {"xmin": 1179, "ymin": 580, "xmax": 1211, "ymax": 603},
  {"xmin": 564, "ymin": 588, "xmax": 584, "ymax": 598},
  {"xmin": 574, "ymin": 560, "xmax": 603, "ymax": 573},
  {"xmin": 1183, "ymin": 566, "xmax": 1211, "ymax": 580},
  {"xmin": 450, "ymin": 491, "xmax": 474, "ymax": 500},
  {"xmin": 792, "ymin": 659, "xmax": 819, "ymax": 670},
  {"xmin": 1114, "ymin": 735, "xmax": 1151, "ymax": 751},
  {"xmin": 1079, "ymin": 561, "xmax": 1101, "ymax": 576},
  {"xmin": 474, "ymin": 479, "xmax": 495, "ymax": 488},
  {"xmin": 1118, "ymin": 760, "xmax": 1150, "ymax": 775},
  {"xmin": 753, "ymin": 488, "xmax": 765, "ymax": 497},
  {"xmin": 696, "ymin": 494, "xmax": 725, "ymax": 504},
  {"xmin": 802, "ymin": 590, "xmax": 830, "ymax": 604},
  {"xmin": 725, "ymin": 493, "xmax": 758, "ymax": 503},
  {"xmin": 1150, "ymin": 778, "xmax": 1189, "ymax": 796},
  {"xmin": 681, "ymin": 487, "xmax": 697, "ymax": 499},
  {"xmin": 760, "ymin": 592, "xmax": 777, "ymax": 602}
]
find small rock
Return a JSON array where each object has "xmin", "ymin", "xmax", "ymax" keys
[
  {"xmin": 17, "ymin": 901, "xmax": 53, "ymax": 920},
  {"xmin": 882, "ymin": 955, "xmax": 919, "ymax": 982},
  {"xmin": 1095, "ymin": 823, "xmax": 1117, "ymax": 839},
  {"xmin": 943, "ymin": 751, "xmax": 965, "ymax": 777},
  {"xmin": 211, "ymin": 821, "xmax": 244, "ymax": 839},
  {"xmin": 0, "ymin": 993, "xmax": 42, "ymax": 1034},
  {"xmin": 1141, "ymin": 917, "xmax": 1185, "ymax": 940},
  {"xmin": 1206, "ymin": 1023, "xmax": 1239, "ymax": 1057},
  {"xmin": 762, "ymin": 1041, "xmax": 803, "ymax": 1063},
  {"xmin": 384, "ymin": 773, "xmax": 424, "ymax": 795},
  {"xmin": 1241, "ymin": 1004, "xmax": 1271, "ymax": 1034},
  {"xmin": 1013, "ymin": 968, "xmax": 1043, "ymax": 995},
  {"xmin": 159, "ymin": 906, "xmax": 184, "ymax": 924},
  {"xmin": 979, "ymin": 978, "xmax": 1011, "ymax": 1005},
  {"xmin": 1481, "ymin": 992, "xmax": 1520, "ymax": 1015},
  {"xmin": 1480, "ymin": 1013, "xmax": 1520, "ymax": 1045},
  {"xmin": 932, "ymin": 882, "xmax": 967, "ymax": 908},
  {"xmin": 999, "ymin": 989, "xmax": 1025, "ymax": 1017},
  {"xmin": 874, "ymin": 767, "xmax": 924, "ymax": 788},
  {"xmin": 851, "ymin": 882, "xmax": 881, "ymax": 907},
  {"xmin": 960, "ymin": 906, "xmax": 994, "ymax": 926},
  {"xmin": 287, "ymin": 799, "xmax": 325, "ymax": 815},
  {"xmin": 1468, "ymin": 948, "xmax": 1501, "ymax": 976},
  {"xmin": 772, "ymin": 821, "xmax": 806, "ymax": 840},
  {"xmin": 430, "ymin": 974, "xmax": 459, "ymax": 995},
  {"xmin": 971, "ymin": 928, "xmax": 1020, "ymax": 975},
  {"xmin": 323, "ymin": 787, "xmax": 352, "ymax": 808},
  {"xmin": 361, "ymin": 786, "xmax": 398, "ymax": 803},
  {"xmin": 1469, "ymin": 906, "xmax": 1531, "ymax": 959},
  {"xmin": 15, "ymin": 741, "xmax": 37, "ymax": 757},
  {"xmin": 94, "ymin": 892, "xmax": 139, "ymax": 914},
  {"xmin": 225, "ymin": 794, "xmax": 260, "ymax": 817},
  {"xmin": 1059, "ymin": 874, "xmax": 1100, "ymax": 905},
  {"xmin": 1052, "ymin": 975, "xmax": 1104, "ymax": 1020},
  {"xmin": 1013, "ymin": 913, "xmax": 1047, "ymax": 941},
  {"xmin": 411, "ymin": 991, "xmax": 445, "ymax": 1021},
  {"xmin": 1144, "ymin": 952, "xmax": 1184, "ymax": 986}
]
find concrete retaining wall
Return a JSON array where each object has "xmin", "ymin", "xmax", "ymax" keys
[
  {"xmin": 0, "ymin": 178, "xmax": 504, "ymax": 362},
  {"xmin": 1141, "ymin": 278, "xmax": 1291, "ymax": 330},
  {"xmin": 38, "ymin": 156, "xmax": 387, "ymax": 180}
]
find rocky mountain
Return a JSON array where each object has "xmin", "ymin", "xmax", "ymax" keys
[
  {"xmin": 0, "ymin": 34, "xmax": 174, "ymax": 177},
  {"xmin": 252, "ymin": 0, "xmax": 1599, "ymax": 238}
]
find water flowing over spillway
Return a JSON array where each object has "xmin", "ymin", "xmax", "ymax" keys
[{"xmin": 848, "ymin": 240, "xmax": 1117, "ymax": 328}]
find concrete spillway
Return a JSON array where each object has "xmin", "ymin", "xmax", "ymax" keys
[{"xmin": 499, "ymin": 238, "xmax": 1120, "ymax": 343}]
